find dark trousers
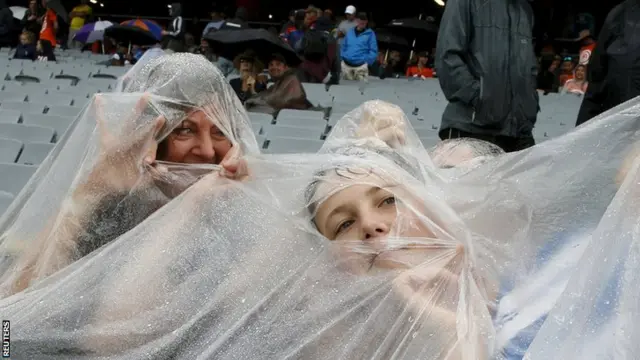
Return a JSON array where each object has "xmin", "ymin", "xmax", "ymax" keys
[{"xmin": 441, "ymin": 128, "xmax": 535, "ymax": 153}]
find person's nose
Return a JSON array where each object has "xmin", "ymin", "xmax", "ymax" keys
[
  {"xmin": 362, "ymin": 214, "xmax": 391, "ymax": 240},
  {"xmin": 191, "ymin": 135, "xmax": 216, "ymax": 162}
]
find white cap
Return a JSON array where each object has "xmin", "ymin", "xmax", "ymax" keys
[{"xmin": 345, "ymin": 5, "xmax": 356, "ymax": 14}]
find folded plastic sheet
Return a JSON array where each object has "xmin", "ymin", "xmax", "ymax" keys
[{"xmin": 1, "ymin": 97, "xmax": 640, "ymax": 359}]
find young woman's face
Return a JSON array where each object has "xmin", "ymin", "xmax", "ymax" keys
[
  {"xmin": 159, "ymin": 110, "xmax": 233, "ymax": 164},
  {"xmin": 239, "ymin": 59, "xmax": 253, "ymax": 72},
  {"xmin": 313, "ymin": 171, "xmax": 434, "ymax": 243},
  {"xmin": 575, "ymin": 65, "xmax": 586, "ymax": 80}
]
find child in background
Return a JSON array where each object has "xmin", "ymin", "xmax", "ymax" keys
[{"xmin": 14, "ymin": 32, "xmax": 37, "ymax": 61}]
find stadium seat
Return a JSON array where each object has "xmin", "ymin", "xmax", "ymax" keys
[
  {"xmin": 265, "ymin": 137, "xmax": 325, "ymax": 153},
  {"xmin": 18, "ymin": 142, "xmax": 55, "ymax": 165},
  {"xmin": 22, "ymin": 114, "xmax": 75, "ymax": 139},
  {"xmin": 0, "ymin": 123, "xmax": 55, "ymax": 143},
  {"xmin": 263, "ymin": 125, "xmax": 324, "ymax": 140},
  {"xmin": 46, "ymin": 105, "xmax": 83, "ymax": 118},
  {"xmin": 0, "ymin": 191, "xmax": 14, "ymax": 217},
  {"xmin": 0, "ymin": 101, "xmax": 46, "ymax": 114},
  {"xmin": 0, "ymin": 137, "xmax": 22, "ymax": 162},
  {"xmin": 0, "ymin": 163, "xmax": 37, "ymax": 195}
]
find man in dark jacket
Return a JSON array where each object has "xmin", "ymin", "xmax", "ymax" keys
[
  {"xmin": 435, "ymin": 0, "xmax": 539, "ymax": 152},
  {"xmin": 0, "ymin": 0, "xmax": 13, "ymax": 48},
  {"xmin": 162, "ymin": 2, "xmax": 185, "ymax": 52},
  {"xmin": 575, "ymin": 0, "xmax": 640, "ymax": 126}
]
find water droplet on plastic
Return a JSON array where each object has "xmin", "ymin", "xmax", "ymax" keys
[
  {"xmin": 241, "ymin": 298, "xmax": 245, "ymax": 303},
  {"xmin": 412, "ymin": 332, "xmax": 418, "ymax": 339}
]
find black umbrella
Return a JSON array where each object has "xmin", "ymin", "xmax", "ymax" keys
[
  {"xmin": 104, "ymin": 25, "xmax": 160, "ymax": 46},
  {"xmin": 386, "ymin": 18, "xmax": 439, "ymax": 34},
  {"xmin": 205, "ymin": 28, "xmax": 301, "ymax": 66},
  {"xmin": 375, "ymin": 31, "xmax": 409, "ymax": 50}
]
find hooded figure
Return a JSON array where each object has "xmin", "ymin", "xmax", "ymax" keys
[
  {"xmin": 0, "ymin": 0, "xmax": 13, "ymax": 48},
  {"xmin": 222, "ymin": 7, "xmax": 248, "ymax": 29},
  {"xmin": 163, "ymin": 2, "xmax": 186, "ymax": 52}
]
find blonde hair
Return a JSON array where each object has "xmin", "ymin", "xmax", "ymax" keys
[{"xmin": 21, "ymin": 31, "xmax": 35, "ymax": 44}]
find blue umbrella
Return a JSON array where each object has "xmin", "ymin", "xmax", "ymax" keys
[{"xmin": 73, "ymin": 20, "xmax": 114, "ymax": 44}]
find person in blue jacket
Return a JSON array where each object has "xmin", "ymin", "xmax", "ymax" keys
[{"xmin": 340, "ymin": 12, "xmax": 377, "ymax": 81}]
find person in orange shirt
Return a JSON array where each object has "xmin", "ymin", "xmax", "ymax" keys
[
  {"xmin": 39, "ymin": 0, "xmax": 57, "ymax": 46},
  {"xmin": 406, "ymin": 52, "xmax": 434, "ymax": 79},
  {"xmin": 577, "ymin": 30, "xmax": 596, "ymax": 65}
]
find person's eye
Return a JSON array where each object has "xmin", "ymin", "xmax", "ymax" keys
[
  {"xmin": 174, "ymin": 127, "xmax": 194, "ymax": 136},
  {"xmin": 381, "ymin": 196, "xmax": 396, "ymax": 206},
  {"xmin": 335, "ymin": 219, "xmax": 355, "ymax": 236}
]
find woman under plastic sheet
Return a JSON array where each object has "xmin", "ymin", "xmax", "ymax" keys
[{"xmin": 0, "ymin": 53, "xmax": 260, "ymax": 297}]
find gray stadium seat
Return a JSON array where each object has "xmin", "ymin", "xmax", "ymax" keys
[
  {"xmin": 29, "ymin": 93, "xmax": 75, "ymax": 106},
  {"xmin": 0, "ymin": 163, "xmax": 37, "ymax": 195},
  {"xmin": 277, "ymin": 109, "xmax": 325, "ymax": 120},
  {"xmin": 0, "ymin": 92, "xmax": 27, "ymax": 102},
  {"xmin": 0, "ymin": 137, "xmax": 22, "ymax": 162},
  {"xmin": 0, "ymin": 191, "xmax": 14, "ymax": 217},
  {"xmin": 274, "ymin": 116, "xmax": 327, "ymax": 133},
  {"xmin": 18, "ymin": 142, "xmax": 55, "ymax": 165},
  {"xmin": 255, "ymin": 135, "xmax": 266, "ymax": 149},
  {"xmin": 251, "ymin": 122, "xmax": 262, "ymax": 135},
  {"xmin": 265, "ymin": 136, "xmax": 325, "ymax": 153},
  {"xmin": 248, "ymin": 112, "xmax": 273, "ymax": 125},
  {"xmin": 1, "ymin": 101, "xmax": 46, "ymax": 114},
  {"xmin": 263, "ymin": 125, "xmax": 324, "ymax": 140},
  {"xmin": 0, "ymin": 123, "xmax": 55, "ymax": 143},
  {"xmin": 46, "ymin": 105, "xmax": 82, "ymax": 118},
  {"xmin": 0, "ymin": 109, "xmax": 21, "ymax": 123},
  {"xmin": 22, "ymin": 114, "xmax": 74, "ymax": 139}
]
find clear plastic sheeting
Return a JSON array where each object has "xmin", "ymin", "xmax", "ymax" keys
[
  {"xmin": 0, "ymin": 53, "xmax": 259, "ymax": 297},
  {"xmin": 0, "ymin": 96, "xmax": 640, "ymax": 360},
  {"xmin": 524, "ymin": 147, "xmax": 640, "ymax": 360}
]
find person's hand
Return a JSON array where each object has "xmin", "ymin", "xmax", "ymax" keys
[
  {"xmin": 28, "ymin": 15, "xmax": 37, "ymax": 20},
  {"xmin": 356, "ymin": 100, "xmax": 406, "ymax": 148},
  {"xmin": 82, "ymin": 94, "xmax": 167, "ymax": 194},
  {"xmin": 161, "ymin": 30, "xmax": 169, "ymax": 36},
  {"xmin": 219, "ymin": 146, "xmax": 250, "ymax": 181}
]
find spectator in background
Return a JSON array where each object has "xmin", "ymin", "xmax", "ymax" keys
[
  {"xmin": 22, "ymin": 0, "xmax": 43, "ymax": 36},
  {"xmin": 14, "ymin": 31, "xmax": 36, "ymax": 60},
  {"xmin": 370, "ymin": 50, "xmax": 404, "ymax": 79},
  {"xmin": 558, "ymin": 57, "xmax": 574, "ymax": 86},
  {"xmin": 245, "ymin": 54, "xmax": 313, "ymax": 115},
  {"xmin": 577, "ymin": 30, "xmax": 596, "ymax": 65},
  {"xmin": 561, "ymin": 64, "xmax": 588, "ymax": 95},
  {"xmin": 537, "ymin": 55, "xmax": 561, "ymax": 93},
  {"xmin": 184, "ymin": 33, "xmax": 197, "ymax": 53},
  {"xmin": 195, "ymin": 38, "xmax": 216, "ymax": 62},
  {"xmin": 304, "ymin": 7, "xmax": 320, "ymax": 30},
  {"xmin": 280, "ymin": 10, "xmax": 297, "ymax": 37},
  {"xmin": 202, "ymin": 8, "xmax": 225, "ymax": 37},
  {"xmin": 39, "ymin": 0, "xmax": 57, "ymax": 48},
  {"xmin": 68, "ymin": 0, "xmax": 92, "ymax": 49},
  {"xmin": 224, "ymin": 7, "xmax": 248, "ymax": 29},
  {"xmin": 283, "ymin": 10, "xmax": 305, "ymax": 48},
  {"xmin": 162, "ymin": 3, "xmax": 186, "ymax": 52},
  {"xmin": 436, "ymin": 0, "xmax": 538, "ymax": 152},
  {"xmin": 298, "ymin": 16, "xmax": 339, "ymax": 84},
  {"xmin": 406, "ymin": 51, "xmax": 434, "ymax": 79},
  {"xmin": 36, "ymin": 38, "xmax": 55, "ymax": 61},
  {"xmin": 340, "ymin": 12, "xmax": 377, "ymax": 81},
  {"xmin": 229, "ymin": 50, "xmax": 267, "ymax": 103},
  {"xmin": 336, "ymin": 5, "xmax": 356, "ymax": 47},
  {"xmin": 576, "ymin": 0, "xmax": 640, "ymax": 126},
  {"xmin": 0, "ymin": 0, "xmax": 12, "ymax": 48}
]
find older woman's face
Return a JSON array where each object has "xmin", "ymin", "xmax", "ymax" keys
[{"xmin": 159, "ymin": 110, "xmax": 232, "ymax": 164}]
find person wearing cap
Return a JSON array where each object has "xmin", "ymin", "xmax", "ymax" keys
[
  {"xmin": 267, "ymin": 53, "xmax": 289, "ymax": 81},
  {"xmin": 341, "ymin": 12, "xmax": 378, "ymax": 81},
  {"xmin": 337, "ymin": 5, "xmax": 357, "ymax": 46},
  {"xmin": 304, "ymin": 6, "xmax": 320, "ymax": 30},
  {"xmin": 577, "ymin": 30, "xmax": 596, "ymax": 65}
]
